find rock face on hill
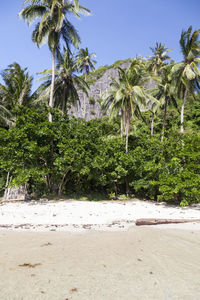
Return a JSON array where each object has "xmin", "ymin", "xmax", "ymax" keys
[
  {"xmin": 70, "ymin": 58, "xmax": 155, "ymax": 120},
  {"xmin": 70, "ymin": 59, "xmax": 132, "ymax": 120}
]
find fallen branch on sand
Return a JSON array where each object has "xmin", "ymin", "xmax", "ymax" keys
[{"xmin": 135, "ymin": 218, "xmax": 200, "ymax": 226}]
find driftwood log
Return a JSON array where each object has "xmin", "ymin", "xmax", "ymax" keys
[{"xmin": 135, "ymin": 218, "xmax": 200, "ymax": 226}]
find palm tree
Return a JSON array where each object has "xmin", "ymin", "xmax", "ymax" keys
[
  {"xmin": 36, "ymin": 49, "xmax": 89, "ymax": 114},
  {"xmin": 75, "ymin": 47, "xmax": 97, "ymax": 118},
  {"xmin": 147, "ymin": 43, "xmax": 172, "ymax": 135},
  {"xmin": 148, "ymin": 42, "xmax": 172, "ymax": 75},
  {"xmin": 152, "ymin": 65, "xmax": 177, "ymax": 140},
  {"xmin": 102, "ymin": 59, "xmax": 156, "ymax": 153},
  {"xmin": 102, "ymin": 76, "xmax": 125, "ymax": 137},
  {"xmin": 19, "ymin": 0, "xmax": 90, "ymax": 122},
  {"xmin": 172, "ymin": 26, "xmax": 200, "ymax": 133},
  {"xmin": 76, "ymin": 47, "xmax": 97, "ymax": 74},
  {"xmin": 0, "ymin": 62, "xmax": 33, "ymax": 127},
  {"xmin": 147, "ymin": 97, "xmax": 162, "ymax": 137},
  {"xmin": 102, "ymin": 59, "xmax": 158, "ymax": 195}
]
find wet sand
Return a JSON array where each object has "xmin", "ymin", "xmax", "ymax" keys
[{"xmin": 0, "ymin": 227, "xmax": 200, "ymax": 300}]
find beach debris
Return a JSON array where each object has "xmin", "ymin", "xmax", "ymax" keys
[
  {"xmin": 82, "ymin": 224, "xmax": 92, "ymax": 229},
  {"xmin": 4, "ymin": 184, "xmax": 27, "ymax": 202},
  {"xmin": 41, "ymin": 242, "xmax": 52, "ymax": 247},
  {"xmin": 18, "ymin": 263, "xmax": 41, "ymax": 268},
  {"xmin": 70, "ymin": 288, "xmax": 78, "ymax": 293},
  {"xmin": 135, "ymin": 218, "xmax": 200, "ymax": 226}
]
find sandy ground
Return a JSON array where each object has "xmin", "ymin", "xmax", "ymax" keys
[
  {"xmin": 0, "ymin": 228, "xmax": 200, "ymax": 300},
  {"xmin": 0, "ymin": 199, "xmax": 200, "ymax": 231},
  {"xmin": 0, "ymin": 200, "xmax": 200, "ymax": 299}
]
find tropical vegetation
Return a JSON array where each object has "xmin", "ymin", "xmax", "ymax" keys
[{"xmin": 0, "ymin": 2, "xmax": 200, "ymax": 206}]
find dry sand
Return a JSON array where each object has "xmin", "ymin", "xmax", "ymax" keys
[
  {"xmin": 0, "ymin": 200, "xmax": 200, "ymax": 231},
  {"xmin": 0, "ymin": 200, "xmax": 200, "ymax": 299}
]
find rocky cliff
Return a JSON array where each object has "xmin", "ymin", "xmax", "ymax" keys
[
  {"xmin": 70, "ymin": 58, "xmax": 155, "ymax": 120},
  {"xmin": 70, "ymin": 59, "xmax": 132, "ymax": 120}
]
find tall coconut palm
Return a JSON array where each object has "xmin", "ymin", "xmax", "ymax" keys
[
  {"xmin": 147, "ymin": 96, "xmax": 162, "ymax": 137},
  {"xmin": 102, "ymin": 60, "xmax": 158, "ymax": 195},
  {"xmin": 148, "ymin": 42, "xmax": 172, "ymax": 75},
  {"xmin": 36, "ymin": 49, "xmax": 89, "ymax": 114},
  {"xmin": 101, "ymin": 76, "xmax": 125, "ymax": 137},
  {"xmin": 0, "ymin": 62, "xmax": 33, "ymax": 127},
  {"xmin": 152, "ymin": 65, "xmax": 177, "ymax": 140},
  {"xmin": 102, "ymin": 59, "xmax": 157, "ymax": 153},
  {"xmin": 75, "ymin": 47, "xmax": 97, "ymax": 118},
  {"xmin": 19, "ymin": 0, "xmax": 90, "ymax": 122},
  {"xmin": 171, "ymin": 26, "xmax": 200, "ymax": 133},
  {"xmin": 76, "ymin": 47, "xmax": 97, "ymax": 74},
  {"xmin": 147, "ymin": 43, "xmax": 172, "ymax": 135}
]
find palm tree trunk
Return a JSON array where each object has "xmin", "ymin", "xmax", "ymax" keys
[
  {"xmin": 4, "ymin": 171, "xmax": 10, "ymax": 201},
  {"xmin": 125, "ymin": 108, "xmax": 130, "ymax": 195},
  {"xmin": 151, "ymin": 113, "xmax": 154, "ymax": 136},
  {"xmin": 120, "ymin": 109, "xmax": 124, "ymax": 138},
  {"xmin": 125, "ymin": 108, "xmax": 130, "ymax": 154},
  {"xmin": 181, "ymin": 88, "xmax": 188, "ymax": 133},
  {"xmin": 120, "ymin": 116, "xmax": 123, "ymax": 138},
  {"xmin": 49, "ymin": 50, "xmax": 56, "ymax": 122},
  {"xmin": 123, "ymin": 108, "xmax": 126, "ymax": 132},
  {"xmin": 161, "ymin": 98, "xmax": 168, "ymax": 142},
  {"xmin": 125, "ymin": 133, "xmax": 129, "ymax": 154},
  {"xmin": 83, "ymin": 72, "xmax": 87, "ymax": 119}
]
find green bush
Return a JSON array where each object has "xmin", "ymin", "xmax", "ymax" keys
[{"xmin": 0, "ymin": 106, "xmax": 199, "ymax": 204}]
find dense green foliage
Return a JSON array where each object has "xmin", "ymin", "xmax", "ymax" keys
[
  {"xmin": 0, "ymin": 63, "xmax": 33, "ymax": 128},
  {"xmin": 1, "ymin": 6, "xmax": 200, "ymax": 207},
  {"xmin": 0, "ymin": 101, "xmax": 199, "ymax": 204}
]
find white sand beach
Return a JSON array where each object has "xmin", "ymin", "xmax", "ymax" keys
[
  {"xmin": 0, "ymin": 199, "xmax": 200, "ymax": 232},
  {"xmin": 0, "ymin": 200, "xmax": 200, "ymax": 300}
]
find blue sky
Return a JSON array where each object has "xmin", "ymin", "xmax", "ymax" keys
[{"xmin": 0, "ymin": 0, "xmax": 200, "ymax": 90}]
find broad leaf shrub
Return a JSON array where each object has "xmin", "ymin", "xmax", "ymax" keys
[
  {"xmin": 156, "ymin": 134, "xmax": 200, "ymax": 205},
  {"xmin": 128, "ymin": 133, "xmax": 200, "ymax": 204},
  {"xmin": 0, "ymin": 107, "xmax": 199, "ymax": 204}
]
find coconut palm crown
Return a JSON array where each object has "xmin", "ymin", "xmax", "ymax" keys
[
  {"xmin": 36, "ymin": 49, "xmax": 89, "ymax": 114},
  {"xmin": 19, "ymin": 0, "xmax": 90, "ymax": 121},
  {"xmin": 152, "ymin": 64, "xmax": 178, "ymax": 140},
  {"xmin": 76, "ymin": 47, "xmax": 97, "ymax": 74},
  {"xmin": 171, "ymin": 26, "xmax": 200, "ymax": 133},
  {"xmin": 75, "ymin": 47, "xmax": 96, "ymax": 118},
  {"xmin": 0, "ymin": 62, "xmax": 33, "ymax": 127},
  {"xmin": 148, "ymin": 42, "xmax": 172, "ymax": 75},
  {"xmin": 102, "ymin": 59, "xmax": 157, "ymax": 153}
]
